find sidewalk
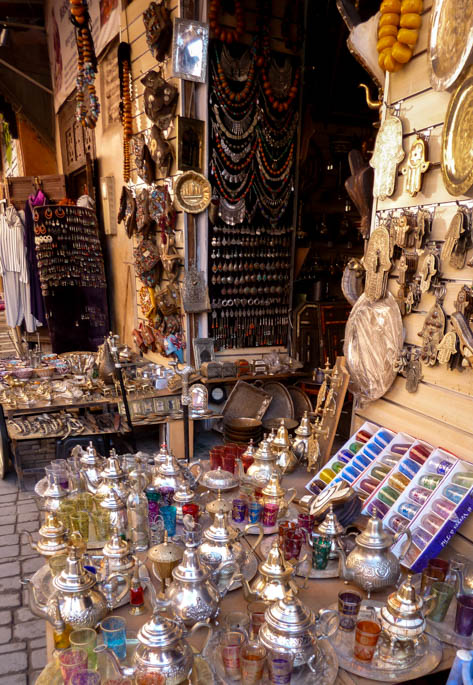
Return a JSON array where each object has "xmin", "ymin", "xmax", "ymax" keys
[{"xmin": 0, "ymin": 472, "xmax": 45, "ymax": 684}]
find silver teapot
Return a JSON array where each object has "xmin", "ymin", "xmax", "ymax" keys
[
  {"xmin": 338, "ymin": 512, "xmax": 411, "ymax": 596},
  {"xmin": 246, "ymin": 435, "xmax": 280, "ymax": 485},
  {"xmin": 24, "ymin": 545, "xmax": 128, "ymax": 629},
  {"xmin": 242, "ymin": 538, "xmax": 308, "ymax": 603},
  {"xmin": 153, "ymin": 450, "xmax": 203, "ymax": 493},
  {"xmin": 95, "ymin": 452, "xmax": 129, "ymax": 503},
  {"xmin": 96, "ymin": 597, "xmax": 213, "ymax": 685},
  {"xmin": 198, "ymin": 510, "xmax": 263, "ymax": 574},
  {"xmin": 258, "ymin": 589, "xmax": 339, "ymax": 670},
  {"xmin": 173, "ymin": 481, "xmax": 208, "ymax": 523},
  {"xmin": 165, "ymin": 523, "xmax": 236, "ymax": 626},
  {"xmin": 100, "ymin": 527, "xmax": 135, "ymax": 577},
  {"xmin": 80, "ymin": 442, "xmax": 105, "ymax": 494}
]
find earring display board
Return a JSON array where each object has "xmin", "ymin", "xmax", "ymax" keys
[{"xmin": 33, "ymin": 205, "xmax": 108, "ymax": 353}]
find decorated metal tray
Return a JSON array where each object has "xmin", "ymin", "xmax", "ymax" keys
[
  {"xmin": 228, "ymin": 550, "xmax": 258, "ymax": 591},
  {"xmin": 441, "ymin": 66, "xmax": 473, "ymax": 196},
  {"xmin": 260, "ymin": 534, "xmax": 339, "ymax": 579},
  {"xmin": 205, "ymin": 627, "xmax": 338, "ymax": 685},
  {"xmin": 329, "ymin": 601, "xmax": 442, "ymax": 682},
  {"xmin": 429, "ymin": 0, "xmax": 473, "ymax": 91}
]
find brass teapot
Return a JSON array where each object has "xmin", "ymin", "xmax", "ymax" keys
[
  {"xmin": 258, "ymin": 589, "xmax": 339, "ymax": 669},
  {"xmin": 24, "ymin": 513, "xmax": 67, "ymax": 558},
  {"xmin": 96, "ymin": 597, "xmax": 213, "ymax": 685},
  {"xmin": 338, "ymin": 512, "xmax": 411, "ymax": 596},
  {"xmin": 165, "ymin": 523, "xmax": 236, "ymax": 626},
  {"xmin": 198, "ymin": 510, "xmax": 263, "ymax": 574},
  {"xmin": 24, "ymin": 545, "xmax": 128, "ymax": 629},
  {"xmin": 242, "ymin": 538, "xmax": 308, "ymax": 603},
  {"xmin": 260, "ymin": 472, "xmax": 296, "ymax": 518}
]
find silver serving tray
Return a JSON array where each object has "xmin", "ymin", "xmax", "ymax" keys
[{"xmin": 329, "ymin": 601, "xmax": 442, "ymax": 682}]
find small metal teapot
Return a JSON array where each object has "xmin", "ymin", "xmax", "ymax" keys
[
  {"xmin": 96, "ymin": 597, "xmax": 213, "ymax": 685},
  {"xmin": 38, "ymin": 470, "xmax": 68, "ymax": 515},
  {"xmin": 173, "ymin": 481, "xmax": 208, "ymax": 523},
  {"xmin": 258, "ymin": 589, "xmax": 339, "ymax": 669},
  {"xmin": 165, "ymin": 523, "xmax": 236, "ymax": 626},
  {"xmin": 153, "ymin": 450, "xmax": 203, "ymax": 493},
  {"xmin": 242, "ymin": 538, "xmax": 308, "ymax": 603},
  {"xmin": 292, "ymin": 411, "xmax": 312, "ymax": 462},
  {"xmin": 100, "ymin": 527, "xmax": 135, "ymax": 577},
  {"xmin": 95, "ymin": 452, "xmax": 129, "ymax": 503},
  {"xmin": 246, "ymin": 435, "xmax": 280, "ymax": 484},
  {"xmin": 80, "ymin": 442, "xmax": 105, "ymax": 494},
  {"xmin": 260, "ymin": 472, "xmax": 296, "ymax": 518},
  {"xmin": 271, "ymin": 420, "xmax": 298, "ymax": 473},
  {"xmin": 378, "ymin": 574, "xmax": 435, "ymax": 665},
  {"xmin": 24, "ymin": 513, "xmax": 67, "ymax": 558},
  {"xmin": 24, "ymin": 545, "xmax": 127, "ymax": 629},
  {"xmin": 198, "ymin": 510, "xmax": 263, "ymax": 573},
  {"xmin": 338, "ymin": 511, "xmax": 411, "ymax": 596}
]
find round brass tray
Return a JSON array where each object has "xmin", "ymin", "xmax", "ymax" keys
[
  {"xmin": 441, "ymin": 66, "xmax": 473, "ymax": 196},
  {"xmin": 429, "ymin": 0, "xmax": 473, "ymax": 91},
  {"xmin": 174, "ymin": 171, "xmax": 211, "ymax": 214}
]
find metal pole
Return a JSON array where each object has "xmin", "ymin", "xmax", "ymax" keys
[{"xmin": 0, "ymin": 58, "xmax": 53, "ymax": 94}]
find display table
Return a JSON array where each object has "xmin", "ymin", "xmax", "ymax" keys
[{"xmin": 42, "ymin": 467, "xmax": 455, "ymax": 683}]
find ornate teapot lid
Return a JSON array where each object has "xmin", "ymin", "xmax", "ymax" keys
[
  {"xmin": 261, "ymin": 472, "xmax": 285, "ymax": 499},
  {"xmin": 154, "ymin": 442, "xmax": 170, "ymax": 466},
  {"xmin": 272, "ymin": 420, "xmax": 292, "ymax": 451},
  {"xmin": 204, "ymin": 510, "xmax": 239, "ymax": 545},
  {"xmin": 173, "ymin": 481, "xmax": 195, "ymax": 505},
  {"xmin": 148, "ymin": 531, "xmax": 183, "ymax": 565},
  {"xmin": 138, "ymin": 598, "xmax": 185, "ymax": 649},
  {"xmin": 295, "ymin": 411, "xmax": 312, "ymax": 438},
  {"xmin": 172, "ymin": 527, "xmax": 209, "ymax": 583},
  {"xmin": 255, "ymin": 436, "xmax": 277, "ymax": 463},
  {"xmin": 317, "ymin": 504, "xmax": 344, "ymax": 537},
  {"xmin": 103, "ymin": 528, "xmax": 132, "ymax": 560},
  {"xmin": 157, "ymin": 451, "xmax": 181, "ymax": 477},
  {"xmin": 383, "ymin": 574, "xmax": 425, "ymax": 621},
  {"xmin": 53, "ymin": 546, "xmax": 96, "ymax": 593},
  {"xmin": 40, "ymin": 513, "xmax": 66, "ymax": 540},
  {"xmin": 80, "ymin": 441, "xmax": 103, "ymax": 466},
  {"xmin": 100, "ymin": 453, "xmax": 126, "ymax": 481},
  {"xmin": 201, "ymin": 466, "xmax": 238, "ymax": 490},
  {"xmin": 260, "ymin": 539, "xmax": 294, "ymax": 580},
  {"xmin": 356, "ymin": 511, "xmax": 394, "ymax": 550},
  {"xmin": 206, "ymin": 489, "xmax": 231, "ymax": 515},
  {"xmin": 265, "ymin": 589, "xmax": 315, "ymax": 635}
]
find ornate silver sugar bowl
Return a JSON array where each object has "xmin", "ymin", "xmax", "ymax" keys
[
  {"xmin": 200, "ymin": 466, "xmax": 239, "ymax": 491},
  {"xmin": 96, "ymin": 597, "xmax": 213, "ymax": 685},
  {"xmin": 338, "ymin": 511, "xmax": 411, "ymax": 596},
  {"xmin": 24, "ymin": 545, "xmax": 127, "ymax": 628},
  {"xmin": 258, "ymin": 589, "xmax": 339, "ymax": 670},
  {"xmin": 378, "ymin": 574, "xmax": 435, "ymax": 665},
  {"xmin": 24, "ymin": 512, "xmax": 68, "ymax": 558},
  {"xmin": 165, "ymin": 523, "xmax": 236, "ymax": 626}
]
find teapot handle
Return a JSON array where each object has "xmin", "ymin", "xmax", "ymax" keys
[
  {"xmin": 314, "ymin": 608, "xmax": 339, "ymax": 640},
  {"xmin": 293, "ymin": 553, "xmax": 311, "ymax": 590},
  {"xmin": 189, "ymin": 461, "xmax": 203, "ymax": 485},
  {"xmin": 285, "ymin": 488, "xmax": 297, "ymax": 508},
  {"xmin": 240, "ymin": 523, "xmax": 264, "ymax": 553},
  {"xmin": 190, "ymin": 621, "xmax": 214, "ymax": 656},
  {"xmin": 394, "ymin": 528, "xmax": 412, "ymax": 561},
  {"xmin": 215, "ymin": 560, "xmax": 239, "ymax": 598},
  {"xmin": 105, "ymin": 572, "xmax": 131, "ymax": 609}
]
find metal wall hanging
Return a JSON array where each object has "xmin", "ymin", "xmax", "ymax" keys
[
  {"xmin": 141, "ymin": 71, "xmax": 178, "ymax": 130},
  {"xmin": 176, "ymin": 116, "xmax": 205, "ymax": 172},
  {"xmin": 450, "ymin": 285, "xmax": 473, "ymax": 368},
  {"xmin": 143, "ymin": 0, "xmax": 173, "ymax": 62},
  {"xmin": 174, "ymin": 171, "xmax": 211, "ymax": 213},
  {"xmin": 364, "ymin": 225, "xmax": 391, "ymax": 302},
  {"xmin": 419, "ymin": 248, "xmax": 439, "ymax": 294},
  {"xmin": 181, "ymin": 263, "xmax": 210, "ymax": 313},
  {"xmin": 417, "ymin": 287, "xmax": 446, "ymax": 366},
  {"xmin": 441, "ymin": 207, "xmax": 471, "ymax": 270},
  {"xmin": 370, "ymin": 112, "xmax": 405, "ymax": 201},
  {"xmin": 429, "ymin": 0, "xmax": 473, "ymax": 91},
  {"xmin": 442, "ymin": 66, "xmax": 473, "ymax": 196},
  {"xmin": 437, "ymin": 331, "xmax": 457, "ymax": 365},
  {"xmin": 401, "ymin": 135, "xmax": 430, "ymax": 197},
  {"xmin": 344, "ymin": 149, "xmax": 373, "ymax": 239},
  {"xmin": 172, "ymin": 18, "xmax": 209, "ymax": 83}
]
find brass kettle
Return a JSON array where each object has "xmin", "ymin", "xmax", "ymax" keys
[
  {"xmin": 338, "ymin": 512, "xmax": 411, "ymax": 596},
  {"xmin": 24, "ymin": 513, "xmax": 67, "ymax": 558},
  {"xmin": 242, "ymin": 538, "xmax": 308, "ymax": 603}
]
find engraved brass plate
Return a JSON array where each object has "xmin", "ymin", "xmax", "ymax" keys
[
  {"xmin": 173, "ymin": 171, "xmax": 211, "ymax": 214},
  {"xmin": 429, "ymin": 0, "xmax": 473, "ymax": 91},
  {"xmin": 442, "ymin": 67, "xmax": 473, "ymax": 196}
]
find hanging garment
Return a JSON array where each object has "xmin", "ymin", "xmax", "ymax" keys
[
  {"xmin": 24, "ymin": 190, "xmax": 47, "ymax": 325},
  {"xmin": 0, "ymin": 206, "xmax": 40, "ymax": 332}
]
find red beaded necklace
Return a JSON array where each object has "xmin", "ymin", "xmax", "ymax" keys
[{"xmin": 209, "ymin": 0, "xmax": 245, "ymax": 44}]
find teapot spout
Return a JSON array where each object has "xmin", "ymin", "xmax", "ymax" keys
[
  {"xmin": 241, "ymin": 577, "xmax": 258, "ymax": 603},
  {"xmin": 20, "ymin": 578, "xmax": 49, "ymax": 621},
  {"xmin": 337, "ymin": 546, "xmax": 352, "ymax": 583},
  {"xmin": 23, "ymin": 531, "xmax": 38, "ymax": 553}
]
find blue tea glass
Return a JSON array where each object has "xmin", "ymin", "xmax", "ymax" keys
[
  {"xmin": 100, "ymin": 616, "xmax": 127, "ymax": 660},
  {"xmin": 160, "ymin": 505, "xmax": 177, "ymax": 536}
]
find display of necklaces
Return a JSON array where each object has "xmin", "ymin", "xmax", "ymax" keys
[{"xmin": 33, "ymin": 205, "xmax": 108, "ymax": 353}]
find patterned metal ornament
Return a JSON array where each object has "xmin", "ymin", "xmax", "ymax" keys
[
  {"xmin": 437, "ymin": 330, "xmax": 457, "ymax": 365},
  {"xmin": 405, "ymin": 352, "xmax": 423, "ymax": 393},
  {"xmin": 182, "ymin": 263, "xmax": 210, "ymax": 313},
  {"xmin": 401, "ymin": 136, "xmax": 430, "ymax": 197},
  {"xmin": 417, "ymin": 301, "xmax": 446, "ymax": 366},
  {"xmin": 364, "ymin": 225, "xmax": 391, "ymax": 302},
  {"xmin": 370, "ymin": 112, "xmax": 405, "ymax": 200}
]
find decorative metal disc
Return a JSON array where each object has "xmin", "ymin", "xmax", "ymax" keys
[
  {"xmin": 441, "ymin": 66, "xmax": 473, "ymax": 196},
  {"xmin": 429, "ymin": 0, "xmax": 473, "ymax": 91},
  {"xmin": 173, "ymin": 171, "xmax": 212, "ymax": 213}
]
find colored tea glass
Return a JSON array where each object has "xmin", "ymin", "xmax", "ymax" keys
[
  {"xmin": 69, "ymin": 628, "xmax": 97, "ymax": 670},
  {"xmin": 408, "ymin": 486, "xmax": 430, "ymax": 506},
  {"xmin": 182, "ymin": 503, "xmax": 199, "ymax": 522},
  {"xmin": 70, "ymin": 512, "xmax": 90, "ymax": 542},
  {"xmin": 358, "ymin": 477, "xmax": 379, "ymax": 496},
  {"xmin": 248, "ymin": 600, "xmax": 267, "ymax": 639},
  {"xmin": 349, "ymin": 442, "xmax": 363, "ymax": 454},
  {"xmin": 319, "ymin": 468, "xmax": 336, "ymax": 485},
  {"xmin": 159, "ymin": 505, "xmax": 177, "ymax": 537},
  {"xmin": 298, "ymin": 512, "xmax": 315, "ymax": 533},
  {"xmin": 312, "ymin": 535, "xmax": 331, "ymax": 570},
  {"xmin": 232, "ymin": 499, "xmax": 247, "ymax": 524},
  {"xmin": 455, "ymin": 595, "xmax": 473, "ymax": 636},
  {"xmin": 432, "ymin": 497, "xmax": 456, "ymax": 518},
  {"xmin": 248, "ymin": 501, "xmax": 262, "ymax": 524},
  {"xmin": 429, "ymin": 581, "xmax": 455, "ymax": 623},
  {"xmin": 370, "ymin": 465, "xmax": 391, "ymax": 482},
  {"xmin": 388, "ymin": 514, "xmax": 409, "ymax": 534},
  {"xmin": 398, "ymin": 501, "xmax": 421, "ymax": 520},
  {"xmin": 411, "ymin": 526, "xmax": 432, "ymax": 550},
  {"xmin": 278, "ymin": 520, "xmax": 296, "ymax": 546},
  {"xmin": 262, "ymin": 502, "xmax": 279, "ymax": 528},
  {"xmin": 352, "ymin": 454, "xmax": 371, "ymax": 470},
  {"xmin": 240, "ymin": 642, "xmax": 266, "ymax": 684},
  {"xmin": 220, "ymin": 630, "xmax": 246, "ymax": 680},
  {"xmin": 365, "ymin": 499, "xmax": 389, "ymax": 518},
  {"xmin": 71, "ymin": 671, "xmax": 101, "ymax": 685},
  {"xmin": 338, "ymin": 591, "xmax": 362, "ymax": 631},
  {"xmin": 452, "ymin": 472, "xmax": 473, "ymax": 490},
  {"xmin": 267, "ymin": 650, "xmax": 294, "ymax": 685},
  {"xmin": 58, "ymin": 648, "xmax": 88, "ymax": 685},
  {"xmin": 100, "ymin": 616, "xmax": 127, "ymax": 660},
  {"xmin": 353, "ymin": 619, "xmax": 381, "ymax": 662},
  {"xmin": 443, "ymin": 484, "xmax": 468, "ymax": 505},
  {"xmin": 377, "ymin": 485, "xmax": 400, "ymax": 508},
  {"xmin": 283, "ymin": 528, "xmax": 305, "ymax": 560},
  {"xmin": 419, "ymin": 474, "xmax": 443, "ymax": 490},
  {"xmin": 398, "ymin": 458, "xmax": 421, "ymax": 479},
  {"xmin": 421, "ymin": 512, "xmax": 444, "ymax": 535},
  {"xmin": 158, "ymin": 486, "xmax": 175, "ymax": 506},
  {"xmin": 388, "ymin": 473, "xmax": 410, "ymax": 492}
]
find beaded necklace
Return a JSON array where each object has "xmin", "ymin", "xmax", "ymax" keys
[
  {"xmin": 69, "ymin": 0, "xmax": 100, "ymax": 129},
  {"xmin": 212, "ymin": 106, "xmax": 259, "ymax": 141},
  {"xmin": 213, "ymin": 135, "xmax": 257, "ymax": 171},
  {"xmin": 118, "ymin": 42, "xmax": 133, "ymax": 183}
]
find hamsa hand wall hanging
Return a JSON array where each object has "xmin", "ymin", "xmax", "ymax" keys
[
  {"xmin": 442, "ymin": 208, "xmax": 471, "ymax": 270},
  {"xmin": 417, "ymin": 297, "xmax": 446, "ymax": 366},
  {"xmin": 437, "ymin": 330, "xmax": 457, "ymax": 365},
  {"xmin": 401, "ymin": 135, "xmax": 430, "ymax": 197},
  {"xmin": 370, "ymin": 112, "xmax": 405, "ymax": 200},
  {"xmin": 364, "ymin": 225, "xmax": 391, "ymax": 302}
]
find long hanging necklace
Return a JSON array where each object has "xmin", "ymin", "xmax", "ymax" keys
[
  {"xmin": 212, "ymin": 105, "xmax": 259, "ymax": 141},
  {"xmin": 118, "ymin": 42, "xmax": 133, "ymax": 183},
  {"xmin": 69, "ymin": 0, "xmax": 100, "ymax": 129}
]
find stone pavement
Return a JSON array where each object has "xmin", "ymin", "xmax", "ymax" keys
[{"xmin": 0, "ymin": 472, "xmax": 45, "ymax": 684}]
